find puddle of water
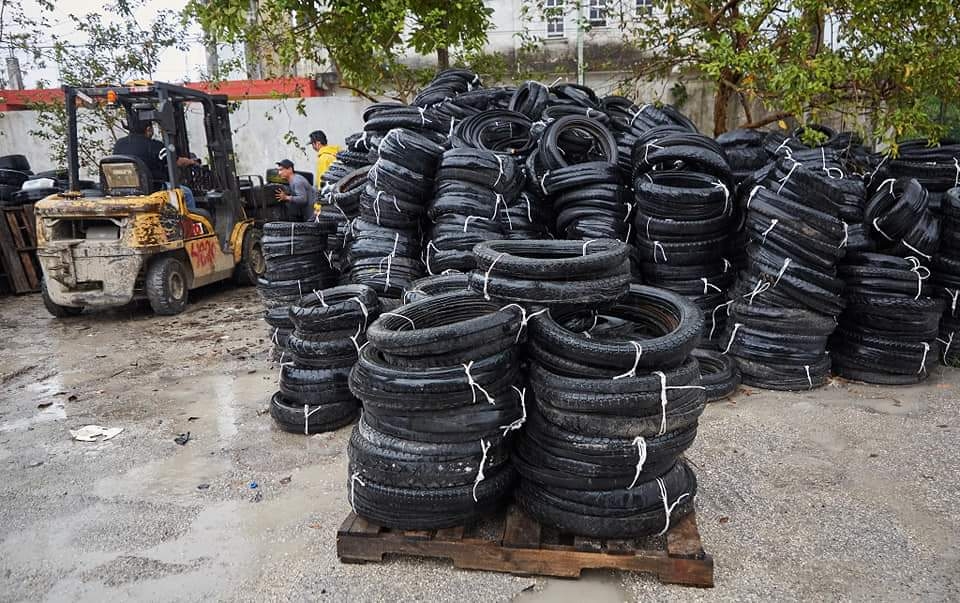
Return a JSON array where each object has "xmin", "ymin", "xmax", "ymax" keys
[
  {"xmin": 515, "ymin": 572, "xmax": 628, "ymax": 603},
  {"xmin": 0, "ymin": 403, "xmax": 67, "ymax": 432}
]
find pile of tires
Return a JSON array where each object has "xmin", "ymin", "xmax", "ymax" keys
[
  {"xmin": 830, "ymin": 253, "xmax": 941, "ymax": 383},
  {"xmin": 602, "ymin": 99, "xmax": 696, "ymax": 182},
  {"xmin": 871, "ymin": 139, "xmax": 960, "ymax": 213},
  {"xmin": 528, "ymin": 116, "xmax": 628, "ymax": 240},
  {"xmin": 514, "ymin": 285, "xmax": 707, "ymax": 538},
  {"xmin": 932, "ymin": 187, "xmax": 960, "ymax": 365},
  {"xmin": 863, "ymin": 177, "xmax": 940, "ymax": 262},
  {"xmin": 722, "ymin": 156, "xmax": 847, "ymax": 390},
  {"xmin": 717, "ymin": 129, "xmax": 768, "ymax": 186},
  {"xmin": 343, "ymin": 128, "xmax": 444, "ymax": 300},
  {"xmin": 272, "ymin": 285, "xmax": 381, "ymax": 434},
  {"xmin": 467, "ymin": 239, "xmax": 631, "ymax": 307},
  {"xmin": 258, "ymin": 221, "xmax": 339, "ymax": 357},
  {"xmin": 631, "ymin": 128, "xmax": 736, "ymax": 347},
  {"xmin": 346, "ymin": 291, "xmax": 524, "ymax": 528}
]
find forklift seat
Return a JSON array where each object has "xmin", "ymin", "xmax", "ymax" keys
[{"xmin": 99, "ymin": 155, "xmax": 154, "ymax": 196}]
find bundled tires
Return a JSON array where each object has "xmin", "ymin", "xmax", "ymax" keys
[
  {"xmin": 346, "ymin": 291, "xmax": 524, "ymax": 528},
  {"xmin": 935, "ymin": 187, "xmax": 960, "ymax": 365},
  {"xmin": 722, "ymin": 157, "xmax": 847, "ymax": 390},
  {"xmin": 258, "ymin": 221, "xmax": 339, "ymax": 358},
  {"xmin": 515, "ymin": 285, "xmax": 706, "ymax": 538},
  {"xmin": 271, "ymin": 285, "xmax": 380, "ymax": 434}
]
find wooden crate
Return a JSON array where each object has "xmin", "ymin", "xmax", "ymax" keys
[
  {"xmin": 337, "ymin": 504, "xmax": 714, "ymax": 588},
  {"xmin": 0, "ymin": 204, "xmax": 41, "ymax": 294}
]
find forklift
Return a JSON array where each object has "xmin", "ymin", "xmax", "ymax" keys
[{"xmin": 34, "ymin": 81, "xmax": 266, "ymax": 316}]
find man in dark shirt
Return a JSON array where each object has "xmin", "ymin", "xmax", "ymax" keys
[
  {"xmin": 274, "ymin": 159, "xmax": 317, "ymax": 221},
  {"xmin": 112, "ymin": 121, "xmax": 200, "ymax": 210}
]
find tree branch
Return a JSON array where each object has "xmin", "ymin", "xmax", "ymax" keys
[
  {"xmin": 739, "ymin": 110, "xmax": 793, "ymax": 129},
  {"xmin": 338, "ymin": 84, "xmax": 379, "ymax": 103},
  {"xmin": 708, "ymin": 0, "xmax": 740, "ymax": 28}
]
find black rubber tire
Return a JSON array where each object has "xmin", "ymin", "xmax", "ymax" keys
[
  {"xmin": 145, "ymin": 255, "xmax": 190, "ymax": 315},
  {"xmin": 692, "ymin": 349, "xmax": 740, "ymax": 402},
  {"xmin": 269, "ymin": 392, "xmax": 359, "ymax": 435},
  {"xmin": 235, "ymin": 227, "xmax": 265, "ymax": 286},
  {"xmin": 41, "ymin": 280, "xmax": 82, "ymax": 318}
]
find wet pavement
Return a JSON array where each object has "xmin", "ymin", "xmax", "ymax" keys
[{"xmin": 0, "ymin": 285, "xmax": 958, "ymax": 601}]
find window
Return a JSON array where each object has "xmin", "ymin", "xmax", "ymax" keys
[
  {"xmin": 589, "ymin": 0, "xmax": 606, "ymax": 25},
  {"xmin": 636, "ymin": 0, "xmax": 654, "ymax": 16},
  {"xmin": 546, "ymin": 0, "xmax": 564, "ymax": 37}
]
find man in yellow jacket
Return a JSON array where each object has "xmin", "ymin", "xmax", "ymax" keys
[{"xmin": 308, "ymin": 130, "xmax": 340, "ymax": 184}]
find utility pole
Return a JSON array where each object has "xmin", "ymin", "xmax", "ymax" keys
[
  {"xmin": 245, "ymin": 0, "xmax": 263, "ymax": 79},
  {"xmin": 575, "ymin": 0, "xmax": 584, "ymax": 85},
  {"xmin": 199, "ymin": 0, "xmax": 220, "ymax": 78},
  {"xmin": 6, "ymin": 55, "xmax": 24, "ymax": 90}
]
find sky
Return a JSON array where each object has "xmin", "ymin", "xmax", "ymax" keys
[{"xmin": 7, "ymin": 0, "xmax": 227, "ymax": 88}]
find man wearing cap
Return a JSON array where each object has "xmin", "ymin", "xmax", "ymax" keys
[
  {"xmin": 308, "ymin": 130, "xmax": 340, "ymax": 184},
  {"xmin": 274, "ymin": 159, "xmax": 317, "ymax": 221}
]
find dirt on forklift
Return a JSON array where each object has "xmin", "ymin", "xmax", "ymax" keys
[{"xmin": 34, "ymin": 81, "xmax": 266, "ymax": 317}]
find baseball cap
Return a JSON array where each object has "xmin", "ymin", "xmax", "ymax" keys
[{"xmin": 276, "ymin": 159, "xmax": 295, "ymax": 169}]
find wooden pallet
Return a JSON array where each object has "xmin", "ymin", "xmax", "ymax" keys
[
  {"xmin": 337, "ymin": 504, "xmax": 713, "ymax": 587},
  {"xmin": 0, "ymin": 204, "xmax": 41, "ymax": 294}
]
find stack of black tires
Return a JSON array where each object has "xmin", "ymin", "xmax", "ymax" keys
[
  {"xmin": 258, "ymin": 221, "xmax": 338, "ymax": 359},
  {"xmin": 344, "ymin": 128, "xmax": 444, "ymax": 301},
  {"xmin": 871, "ymin": 139, "xmax": 960, "ymax": 213},
  {"xmin": 346, "ymin": 291, "xmax": 524, "ymax": 528},
  {"xmin": 935, "ymin": 187, "xmax": 960, "ymax": 365},
  {"xmin": 517, "ymin": 285, "xmax": 706, "ymax": 538},
  {"xmin": 631, "ymin": 128, "xmax": 736, "ymax": 347},
  {"xmin": 722, "ymin": 157, "xmax": 847, "ymax": 390},
  {"xmin": 830, "ymin": 253, "xmax": 942, "ymax": 383},
  {"xmin": 272, "ymin": 285, "xmax": 380, "ymax": 434}
]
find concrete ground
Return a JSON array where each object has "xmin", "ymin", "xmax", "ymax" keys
[{"xmin": 0, "ymin": 285, "xmax": 957, "ymax": 602}]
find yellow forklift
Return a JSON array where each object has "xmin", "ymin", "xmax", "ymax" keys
[{"xmin": 34, "ymin": 81, "xmax": 265, "ymax": 316}]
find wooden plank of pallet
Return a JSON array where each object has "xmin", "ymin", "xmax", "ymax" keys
[
  {"xmin": 502, "ymin": 505, "xmax": 540, "ymax": 549},
  {"xmin": 336, "ymin": 506, "xmax": 714, "ymax": 587},
  {"xmin": 573, "ymin": 537, "xmax": 603, "ymax": 553},
  {"xmin": 434, "ymin": 527, "xmax": 465, "ymax": 541},
  {"xmin": 1, "ymin": 206, "xmax": 40, "ymax": 291},
  {"xmin": 605, "ymin": 539, "xmax": 635, "ymax": 555},
  {"xmin": 0, "ymin": 209, "xmax": 30, "ymax": 293}
]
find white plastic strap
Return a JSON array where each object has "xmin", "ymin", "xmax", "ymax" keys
[
  {"xmin": 840, "ymin": 221, "xmax": 849, "ymax": 248},
  {"xmin": 492, "ymin": 154, "xmax": 505, "ymax": 188},
  {"xmin": 613, "ymin": 342, "xmax": 644, "ymax": 380},
  {"xmin": 350, "ymin": 471, "xmax": 366, "ymax": 513},
  {"xmin": 303, "ymin": 404, "xmax": 324, "ymax": 435},
  {"xmin": 643, "ymin": 140, "xmax": 664, "ymax": 164},
  {"xmin": 391, "ymin": 128, "xmax": 406, "ymax": 149},
  {"xmin": 867, "ymin": 153, "xmax": 888, "ymax": 186},
  {"xmin": 945, "ymin": 288, "xmax": 960, "ymax": 316},
  {"xmin": 723, "ymin": 323, "xmax": 744, "ymax": 355},
  {"xmin": 463, "ymin": 361, "xmax": 495, "ymax": 404},
  {"xmin": 373, "ymin": 190, "xmax": 385, "ymax": 225},
  {"xmin": 628, "ymin": 436, "xmax": 647, "ymax": 490},
  {"xmin": 804, "ymin": 365, "xmax": 813, "ymax": 390},
  {"xmin": 539, "ymin": 170, "xmax": 550, "ymax": 195},
  {"xmin": 777, "ymin": 160, "xmax": 799, "ymax": 194},
  {"xmin": 449, "ymin": 116, "xmax": 456, "ymax": 138},
  {"xmin": 628, "ymin": 103, "xmax": 650, "ymax": 127},
  {"xmin": 653, "ymin": 370, "xmax": 705, "ymax": 436},
  {"xmin": 271, "ymin": 327, "xmax": 280, "ymax": 345},
  {"xmin": 500, "ymin": 196, "xmax": 514, "ymax": 230},
  {"xmin": 906, "ymin": 257, "xmax": 930, "ymax": 300},
  {"xmin": 297, "ymin": 279, "xmax": 304, "ymax": 300},
  {"xmin": 417, "ymin": 106, "xmax": 431, "ymax": 125},
  {"xmin": 821, "ymin": 148, "xmax": 843, "ymax": 179},
  {"xmin": 499, "ymin": 303, "xmax": 548, "ymax": 343},
  {"xmin": 745, "ymin": 279, "xmax": 771, "ymax": 304},
  {"xmin": 701, "ymin": 277, "xmax": 722, "ymax": 294},
  {"xmin": 348, "ymin": 296, "xmax": 370, "ymax": 330},
  {"xmin": 278, "ymin": 360, "xmax": 293, "ymax": 381},
  {"xmin": 290, "ymin": 222, "xmax": 295, "ymax": 254},
  {"xmin": 425, "ymin": 239, "xmax": 440, "ymax": 275},
  {"xmin": 463, "ymin": 215, "xmax": 486, "ymax": 232},
  {"xmin": 918, "ymin": 342, "xmax": 930, "ymax": 375},
  {"xmin": 312, "ymin": 289, "xmax": 329, "ymax": 308},
  {"xmin": 623, "ymin": 202, "xmax": 633, "ymax": 223},
  {"xmin": 872, "ymin": 216, "xmax": 893, "ymax": 241},
  {"xmin": 482, "ymin": 253, "xmax": 506, "ymax": 300},
  {"xmin": 491, "ymin": 194, "xmax": 504, "ymax": 219},
  {"xmin": 655, "ymin": 477, "xmax": 690, "ymax": 536},
  {"xmin": 348, "ymin": 321, "xmax": 368, "ymax": 355},
  {"xmin": 954, "ymin": 157, "xmax": 960, "ymax": 187},
  {"xmin": 324, "ymin": 250, "xmax": 335, "ymax": 267},
  {"xmin": 652, "ymin": 241, "xmax": 668, "ymax": 263},
  {"xmin": 901, "ymin": 239, "xmax": 932, "ymax": 261},
  {"xmin": 521, "ymin": 193, "xmax": 533, "ymax": 222},
  {"xmin": 709, "ymin": 300, "xmax": 734, "ymax": 340},
  {"xmin": 499, "ymin": 386, "xmax": 528, "ymax": 436},
  {"xmin": 761, "ymin": 218, "xmax": 779, "ymax": 244},
  {"xmin": 937, "ymin": 331, "xmax": 955, "ymax": 362},
  {"xmin": 472, "ymin": 438, "xmax": 491, "ymax": 503},
  {"xmin": 746, "ymin": 185, "xmax": 761, "ymax": 210},
  {"xmin": 714, "ymin": 181, "xmax": 731, "ymax": 215},
  {"xmin": 773, "ymin": 137, "xmax": 793, "ymax": 156},
  {"xmin": 382, "ymin": 311, "xmax": 416, "ymax": 331},
  {"xmin": 582, "ymin": 239, "xmax": 597, "ymax": 256},
  {"xmin": 723, "ymin": 258, "xmax": 732, "ymax": 273},
  {"xmin": 774, "ymin": 257, "xmax": 792, "ymax": 287}
]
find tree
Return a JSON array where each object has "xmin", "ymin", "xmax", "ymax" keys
[
  {"xmin": 2, "ymin": 0, "xmax": 188, "ymax": 172},
  {"xmin": 186, "ymin": 0, "xmax": 494, "ymax": 97},
  {"xmin": 618, "ymin": 0, "xmax": 960, "ymax": 147}
]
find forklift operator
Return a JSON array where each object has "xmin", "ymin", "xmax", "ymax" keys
[{"xmin": 113, "ymin": 120, "xmax": 200, "ymax": 210}]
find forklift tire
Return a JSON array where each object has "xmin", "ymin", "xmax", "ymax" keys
[
  {"xmin": 146, "ymin": 256, "xmax": 189, "ymax": 315},
  {"xmin": 41, "ymin": 281, "xmax": 82, "ymax": 318},
  {"xmin": 236, "ymin": 227, "xmax": 265, "ymax": 286}
]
